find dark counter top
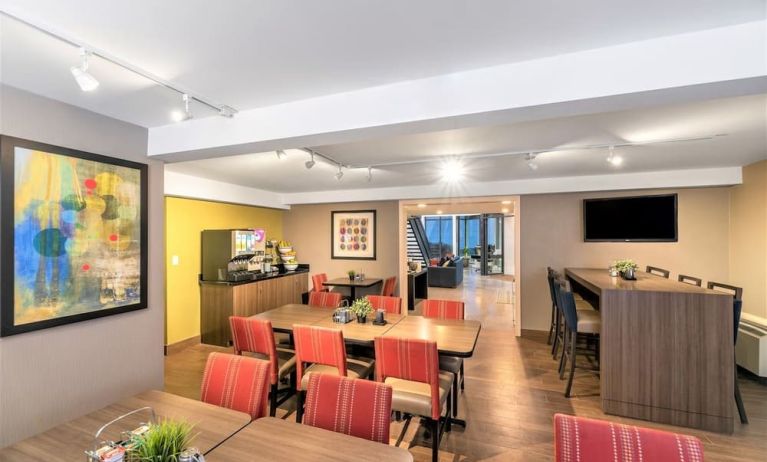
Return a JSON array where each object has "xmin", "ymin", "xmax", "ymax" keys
[{"xmin": 199, "ymin": 266, "xmax": 309, "ymax": 286}]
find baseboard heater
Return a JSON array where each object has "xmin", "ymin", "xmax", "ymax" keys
[{"xmin": 737, "ymin": 318, "xmax": 767, "ymax": 378}]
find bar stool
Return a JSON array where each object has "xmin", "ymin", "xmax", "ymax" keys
[
  {"xmin": 707, "ymin": 281, "xmax": 747, "ymax": 424},
  {"xmin": 374, "ymin": 336, "xmax": 454, "ymax": 462},
  {"xmin": 555, "ymin": 281, "xmax": 600, "ymax": 398},
  {"xmin": 678, "ymin": 274, "xmax": 702, "ymax": 286},
  {"xmin": 646, "ymin": 265, "xmax": 670, "ymax": 278},
  {"xmin": 307, "ymin": 290, "xmax": 342, "ymax": 308},
  {"xmin": 292, "ymin": 324, "xmax": 375, "ymax": 422},
  {"xmin": 229, "ymin": 316, "xmax": 296, "ymax": 416},
  {"xmin": 550, "ymin": 272, "xmax": 596, "ymax": 361}
]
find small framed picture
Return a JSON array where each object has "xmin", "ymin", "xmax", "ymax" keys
[{"xmin": 331, "ymin": 210, "xmax": 376, "ymax": 260}]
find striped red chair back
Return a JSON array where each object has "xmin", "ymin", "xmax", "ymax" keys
[
  {"xmin": 422, "ymin": 299, "xmax": 465, "ymax": 320},
  {"xmin": 229, "ymin": 316, "xmax": 279, "ymax": 385},
  {"xmin": 311, "ymin": 273, "xmax": 329, "ymax": 292},
  {"xmin": 374, "ymin": 336, "xmax": 441, "ymax": 420},
  {"xmin": 367, "ymin": 295, "xmax": 402, "ymax": 315},
  {"xmin": 293, "ymin": 325, "xmax": 347, "ymax": 390},
  {"xmin": 200, "ymin": 352, "xmax": 270, "ymax": 420},
  {"xmin": 553, "ymin": 414, "xmax": 704, "ymax": 462},
  {"xmin": 304, "ymin": 373, "xmax": 393, "ymax": 444},
  {"xmin": 308, "ymin": 290, "xmax": 342, "ymax": 308},
  {"xmin": 381, "ymin": 276, "xmax": 397, "ymax": 297}
]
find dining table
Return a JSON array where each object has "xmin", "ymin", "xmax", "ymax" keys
[
  {"xmin": 323, "ymin": 277, "xmax": 383, "ymax": 299},
  {"xmin": 205, "ymin": 417, "xmax": 414, "ymax": 461},
  {"xmin": 0, "ymin": 390, "xmax": 252, "ymax": 461}
]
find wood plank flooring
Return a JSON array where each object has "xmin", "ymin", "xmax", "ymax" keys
[{"xmin": 164, "ymin": 271, "xmax": 767, "ymax": 461}]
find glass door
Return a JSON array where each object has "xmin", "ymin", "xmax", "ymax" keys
[
  {"xmin": 457, "ymin": 215, "xmax": 481, "ymax": 272},
  {"xmin": 480, "ymin": 214, "xmax": 504, "ymax": 275}
]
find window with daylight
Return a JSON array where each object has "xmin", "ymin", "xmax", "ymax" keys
[{"xmin": 424, "ymin": 216, "xmax": 453, "ymax": 258}]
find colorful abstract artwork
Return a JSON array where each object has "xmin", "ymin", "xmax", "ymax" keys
[
  {"xmin": 331, "ymin": 210, "xmax": 376, "ymax": 260},
  {"xmin": 1, "ymin": 137, "xmax": 147, "ymax": 336}
]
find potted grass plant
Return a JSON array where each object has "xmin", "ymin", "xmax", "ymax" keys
[
  {"xmin": 350, "ymin": 297, "xmax": 373, "ymax": 323},
  {"xmin": 127, "ymin": 419, "xmax": 197, "ymax": 462},
  {"xmin": 347, "ymin": 270, "xmax": 356, "ymax": 282},
  {"xmin": 612, "ymin": 259, "xmax": 638, "ymax": 280}
]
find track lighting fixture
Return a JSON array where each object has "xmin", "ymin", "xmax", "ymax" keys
[
  {"xmin": 219, "ymin": 106, "xmax": 236, "ymax": 118},
  {"xmin": 70, "ymin": 48, "xmax": 99, "ymax": 92},
  {"xmin": 276, "ymin": 149, "xmax": 286, "ymax": 160},
  {"xmin": 367, "ymin": 167, "xmax": 373, "ymax": 182},
  {"xmin": 305, "ymin": 151, "xmax": 316, "ymax": 169},
  {"xmin": 335, "ymin": 165, "xmax": 344, "ymax": 181},
  {"xmin": 171, "ymin": 94, "xmax": 194, "ymax": 122},
  {"xmin": 525, "ymin": 153, "xmax": 539, "ymax": 171},
  {"xmin": 606, "ymin": 145, "xmax": 623, "ymax": 166}
]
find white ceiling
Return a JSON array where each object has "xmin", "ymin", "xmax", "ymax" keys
[
  {"xmin": 165, "ymin": 94, "xmax": 767, "ymax": 192},
  {"xmin": 1, "ymin": 0, "xmax": 764, "ymax": 127}
]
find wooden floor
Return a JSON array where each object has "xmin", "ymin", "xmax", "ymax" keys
[{"xmin": 165, "ymin": 271, "xmax": 767, "ymax": 461}]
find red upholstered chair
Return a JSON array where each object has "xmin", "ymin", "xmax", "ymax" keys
[
  {"xmin": 200, "ymin": 352, "xmax": 271, "ymax": 420},
  {"xmin": 304, "ymin": 373, "xmax": 393, "ymax": 444},
  {"xmin": 367, "ymin": 295, "xmax": 402, "ymax": 315},
  {"xmin": 553, "ymin": 413, "xmax": 705, "ymax": 462},
  {"xmin": 308, "ymin": 290, "xmax": 342, "ymax": 308},
  {"xmin": 381, "ymin": 276, "xmax": 397, "ymax": 297},
  {"xmin": 292, "ymin": 325, "xmax": 375, "ymax": 422},
  {"xmin": 311, "ymin": 273, "xmax": 329, "ymax": 292},
  {"xmin": 374, "ymin": 336, "xmax": 453, "ymax": 462},
  {"xmin": 422, "ymin": 299, "xmax": 466, "ymax": 415},
  {"xmin": 229, "ymin": 316, "xmax": 296, "ymax": 416}
]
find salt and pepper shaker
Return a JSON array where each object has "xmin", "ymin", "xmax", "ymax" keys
[{"xmin": 375, "ymin": 309, "xmax": 385, "ymax": 324}]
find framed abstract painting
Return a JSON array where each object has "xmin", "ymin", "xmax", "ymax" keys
[
  {"xmin": 0, "ymin": 136, "xmax": 148, "ymax": 336},
  {"xmin": 331, "ymin": 210, "xmax": 376, "ymax": 260}
]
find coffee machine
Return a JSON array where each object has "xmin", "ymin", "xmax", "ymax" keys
[{"xmin": 201, "ymin": 229, "xmax": 266, "ymax": 282}]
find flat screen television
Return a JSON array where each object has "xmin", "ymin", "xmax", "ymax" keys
[{"xmin": 583, "ymin": 194, "xmax": 678, "ymax": 242}]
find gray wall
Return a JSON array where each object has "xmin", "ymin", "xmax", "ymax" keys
[{"xmin": 0, "ymin": 86, "xmax": 165, "ymax": 446}]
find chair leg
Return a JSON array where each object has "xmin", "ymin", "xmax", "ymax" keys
[
  {"xmin": 551, "ymin": 308, "xmax": 561, "ymax": 358},
  {"xmin": 446, "ymin": 388, "xmax": 453, "ymax": 433},
  {"xmin": 431, "ymin": 418, "xmax": 440, "ymax": 462},
  {"xmin": 269, "ymin": 383, "xmax": 278, "ymax": 417},
  {"xmin": 295, "ymin": 390, "xmax": 304, "ymax": 423},
  {"xmin": 547, "ymin": 302, "xmax": 556, "ymax": 345},
  {"xmin": 460, "ymin": 361, "xmax": 465, "ymax": 392},
  {"xmin": 735, "ymin": 367, "xmax": 748, "ymax": 424},
  {"xmin": 564, "ymin": 332, "xmax": 577, "ymax": 398},
  {"xmin": 558, "ymin": 329, "xmax": 568, "ymax": 379},
  {"xmin": 451, "ymin": 374, "xmax": 458, "ymax": 418}
]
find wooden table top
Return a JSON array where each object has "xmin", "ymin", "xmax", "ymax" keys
[
  {"xmin": 383, "ymin": 316, "xmax": 482, "ymax": 358},
  {"xmin": 313, "ymin": 313, "xmax": 405, "ymax": 343},
  {"xmin": 253, "ymin": 303, "xmax": 335, "ymax": 331},
  {"xmin": 566, "ymin": 268, "xmax": 729, "ymax": 296},
  {"xmin": 205, "ymin": 417, "xmax": 413, "ymax": 462},
  {"xmin": 324, "ymin": 277, "xmax": 383, "ymax": 288},
  {"xmin": 0, "ymin": 390, "xmax": 251, "ymax": 461}
]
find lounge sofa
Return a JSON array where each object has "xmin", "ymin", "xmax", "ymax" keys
[{"xmin": 427, "ymin": 257, "xmax": 464, "ymax": 288}]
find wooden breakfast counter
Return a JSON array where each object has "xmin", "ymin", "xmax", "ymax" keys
[{"xmin": 565, "ymin": 268, "xmax": 734, "ymax": 433}]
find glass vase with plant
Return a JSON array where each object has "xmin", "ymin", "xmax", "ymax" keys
[
  {"xmin": 350, "ymin": 297, "xmax": 373, "ymax": 323},
  {"xmin": 127, "ymin": 419, "xmax": 197, "ymax": 462}
]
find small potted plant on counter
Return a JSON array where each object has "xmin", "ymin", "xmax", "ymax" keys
[
  {"xmin": 612, "ymin": 259, "xmax": 638, "ymax": 280},
  {"xmin": 347, "ymin": 270, "xmax": 356, "ymax": 282},
  {"xmin": 350, "ymin": 297, "xmax": 373, "ymax": 323},
  {"xmin": 127, "ymin": 419, "xmax": 198, "ymax": 462}
]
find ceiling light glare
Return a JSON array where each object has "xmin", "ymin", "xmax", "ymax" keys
[
  {"xmin": 606, "ymin": 145, "xmax": 623, "ymax": 166},
  {"xmin": 501, "ymin": 208, "xmax": 509, "ymax": 214},
  {"xmin": 417, "ymin": 203, "xmax": 427, "ymax": 208},
  {"xmin": 525, "ymin": 152, "xmax": 538, "ymax": 171},
  {"xmin": 501, "ymin": 200, "xmax": 511, "ymax": 205},
  {"xmin": 70, "ymin": 48, "xmax": 99, "ymax": 92},
  {"xmin": 440, "ymin": 158, "xmax": 464, "ymax": 183},
  {"xmin": 335, "ymin": 165, "xmax": 344, "ymax": 181},
  {"xmin": 276, "ymin": 149, "xmax": 287, "ymax": 160},
  {"xmin": 170, "ymin": 110, "xmax": 185, "ymax": 122},
  {"xmin": 436, "ymin": 210, "xmax": 443, "ymax": 215},
  {"xmin": 305, "ymin": 151, "xmax": 316, "ymax": 169}
]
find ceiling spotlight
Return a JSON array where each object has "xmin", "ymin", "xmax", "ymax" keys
[
  {"xmin": 70, "ymin": 48, "xmax": 99, "ymax": 92},
  {"xmin": 305, "ymin": 151, "xmax": 316, "ymax": 169},
  {"xmin": 417, "ymin": 203, "xmax": 427, "ymax": 208},
  {"xmin": 367, "ymin": 167, "xmax": 373, "ymax": 182},
  {"xmin": 606, "ymin": 145, "xmax": 623, "ymax": 166},
  {"xmin": 501, "ymin": 200, "xmax": 511, "ymax": 205},
  {"xmin": 436, "ymin": 210, "xmax": 444, "ymax": 215},
  {"xmin": 173, "ymin": 93, "xmax": 193, "ymax": 121},
  {"xmin": 501, "ymin": 208, "xmax": 510, "ymax": 214},
  {"xmin": 525, "ymin": 152, "xmax": 539, "ymax": 171},
  {"xmin": 335, "ymin": 165, "xmax": 344, "ymax": 181},
  {"xmin": 219, "ymin": 105, "xmax": 236, "ymax": 118},
  {"xmin": 276, "ymin": 149, "xmax": 286, "ymax": 160},
  {"xmin": 440, "ymin": 158, "xmax": 465, "ymax": 183}
]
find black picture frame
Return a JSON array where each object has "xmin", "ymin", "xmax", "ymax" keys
[
  {"xmin": 0, "ymin": 136, "xmax": 148, "ymax": 337},
  {"xmin": 330, "ymin": 210, "xmax": 377, "ymax": 260}
]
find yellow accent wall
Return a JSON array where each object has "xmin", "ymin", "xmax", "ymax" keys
[{"xmin": 165, "ymin": 197, "xmax": 284, "ymax": 345}]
